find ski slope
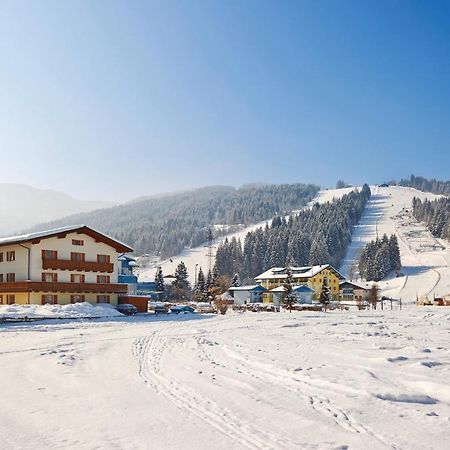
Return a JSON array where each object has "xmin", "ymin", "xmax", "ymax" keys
[
  {"xmin": 1, "ymin": 309, "xmax": 450, "ymax": 450},
  {"xmin": 340, "ymin": 185, "xmax": 450, "ymax": 302},
  {"xmin": 137, "ymin": 187, "xmax": 354, "ymax": 282},
  {"xmin": 138, "ymin": 184, "xmax": 450, "ymax": 304}
]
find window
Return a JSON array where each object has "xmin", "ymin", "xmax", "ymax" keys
[
  {"xmin": 72, "ymin": 239, "xmax": 84, "ymax": 246},
  {"xmin": 70, "ymin": 294, "xmax": 85, "ymax": 303},
  {"xmin": 0, "ymin": 252, "xmax": 3, "ymax": 262},
  {"xmin": 6, "ymin": 273, "xmax": 15, "ymax": 282},
  {"xmin": 6, "ymin": 251, "xmax": 15, "ymax": 261},
  {"xmin": 97, "ymin": 254, "xmax": 110, "ymax": 263},
  {"xmin": 70, "ymin": 274, "xmax": 85, "ymax": 283},
  {"xmin": 41, "ymin": 294, "xmax": 57, "ymax": 305},
  {"xmin": 42, "ymin": 250, "xmax": 57, "ymax": 260},
  {"xmin": 0, "ymin": 295, "xmax": 3, "ymax": 304},
  {"xmin": 42, "ymin": 273, "xmax": 57, "ymax": 282},
  {"xmin": 96, "ymin": 294, "xmax": 110, "ymax": 303},
  {"xmin": 0, "ymin": 274, "xmax": 3, "ymax": 282},
  {"xmin": 97, "ymin": 275, "xmax": 110, "ymax": 283},
  {"xmin": 71, "ymin": 252, "xmax": 85, "ymax": 262},
  {"xmin": 6, "ymin": 294, "xmax": 15, "ymax": 305}
]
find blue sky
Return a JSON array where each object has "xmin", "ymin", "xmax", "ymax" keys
[{"xmin": 0, "ymin": 0, "xmax": 449, "ymax": 201}]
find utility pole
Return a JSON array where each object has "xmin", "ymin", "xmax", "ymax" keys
[{"xmin": 194, "ymin": 263, "xmax": 199, "ymax": 289}]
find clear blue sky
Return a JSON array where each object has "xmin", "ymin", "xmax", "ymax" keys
[{"xmin": 1, "ymin": 0, "xmax": 449, "ymax": 201}]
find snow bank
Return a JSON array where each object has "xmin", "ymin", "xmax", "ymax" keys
[{"xmin": 0, "ymin": 302, "xmax": 123, "ymax": 319}]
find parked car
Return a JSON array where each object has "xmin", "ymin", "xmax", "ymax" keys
[
  {"xmin": 148, "ymin": 302, "xmax": 169, "ymax": 314},
  {"xmin": 170, "ymin": 305, "xmax": 195, "ymax": 314},
  {"xmin": 117, "ymin": 303, "xmax": 138, "ymax": 315}
]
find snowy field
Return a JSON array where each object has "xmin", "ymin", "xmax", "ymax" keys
[
  {"xmin": 1, "ymin": 308, "xmax": 450, "ymax": 450},
  {"xmin": 137, "ymin": 187, "xmax": 354, "ymax": 283},
  {"xmin": 340, "ymin": 186, "xmax": 450, "ymax": 302}
]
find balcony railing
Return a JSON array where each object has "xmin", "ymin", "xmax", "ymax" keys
[
  {"xmin": 42, "ymin": 258, "xmax": 114, "ymax": 273},
  {"xmin": 0, "ymin": 281, "xmax": 127, "ymax": 294}
]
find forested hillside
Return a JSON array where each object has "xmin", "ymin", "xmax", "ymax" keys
[
  {"xmin": 412, "ymin": 197, "xmax": 450, "ymax": 241},
  {"xmin": 30, "ymin": 183, "xmax": 319, "ymax": 258},
  {"xmin": 215, "ymin": 185, "xmax": 371, "ymax": 281},
  {"xmin": 399, "ymin": 175, "xmax": 450, "ymax": 196}
]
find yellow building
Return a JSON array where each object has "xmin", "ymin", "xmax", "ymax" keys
[
  {"xmin": 0, "ymin": 225, "xmax": 133, "ymax": 306},
  {"xmin": 254, "ymin": 265, "xmax": 345, "ymax": 302}
]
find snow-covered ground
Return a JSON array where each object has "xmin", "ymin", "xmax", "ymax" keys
[
  {"xmin": 340, "ymin": 185, "xmax": 450, "ymax": 302},
  {"xmin": 1, "ymin": 308, "xmax": 450, "ymax": 450},
  {"xmin": 137, "ymin": 187, "xmax": 353, "ymax": 283}
]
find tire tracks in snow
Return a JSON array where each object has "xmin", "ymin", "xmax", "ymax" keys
[{"xmin": 132, "ymin": 329, "xmax": 305, "ymax": 450}]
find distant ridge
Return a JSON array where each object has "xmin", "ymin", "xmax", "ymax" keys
[{"xmin": 0, "ymin": 184, "xmax": 113, "ymax": 236}]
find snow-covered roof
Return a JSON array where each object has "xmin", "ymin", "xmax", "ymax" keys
[
  {"xmin": 0, "ymin": 225, "xmax": 133, "ymax": 253},
  {"xmin": 271, "ymin": 285, "xmax": 314, "ymax": 293},
  {"xmin": 229, "ymin": 285, "xmax": 268, "ymax": 292},
  {"xmin": 339, "ymin": 280, "xmax": 370, "ymax": 290},
  {"xmin": 294, "ymin": 285, "xmax": 315, "ymax": 292},
  {"xmin": 255, "ymin": 265, "xmax": 344, "ymax": 281},
  {"xmin": 118, "ymin": 255, "xmax": 137, "ymax": 261}
]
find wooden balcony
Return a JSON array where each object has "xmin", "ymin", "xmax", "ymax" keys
[
  {"xmin": 0, "ymin": 281, "xmax": 127, "ymax": 294},
  {"xmin": 42, "ymin": 258, "xmax": 114, "ymax": 273}
]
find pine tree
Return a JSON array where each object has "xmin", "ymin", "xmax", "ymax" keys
[
  {"xmin": 282, "ymin": 269, "xmax": 297, "ymax": 313},
  {"xmin": 196, "ymin": 267, "xmax": 206, "ymax": 297},
  {"xmin": 173, "ymin": 261, "xmax": 190, "ymax": 300},
  {"xmin": 231, "ymin": 273, "xmax": 241, "ymax": 287},
  {"xmin": 319, "ymin": 276, "xmax": 332, "ymax": 312},
  {"xmin": 388, "ymin": 234, "xmax": 402, "ymax": 275},
  {"xmin": 309, "ymin": 236, "xmax": 331, "ymax": 266},
  {"xmin": 154, "ymin": 266, "xmax": 165, "ymax": 292}
]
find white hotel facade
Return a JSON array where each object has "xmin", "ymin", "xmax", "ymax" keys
[{"xmin": 0, "ymin": 225, "xmax": 133, "ymax": 306}]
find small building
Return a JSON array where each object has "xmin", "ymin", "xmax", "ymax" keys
[
  {"xmin": 339, "ymin": 280, "xmax": 369, "ymax": 303},
  {"xmin": 271, "ymin": 285, "xmax": 315, "ymax": 307},
  {"xmin": 228, "ymin": 285, "xmax": 268, "ymax": 305},
  {"xmin": 118, "ymin": 255, "xmax": 138, "ymax": 295}
]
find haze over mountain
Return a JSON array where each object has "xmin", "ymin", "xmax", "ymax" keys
[{"xmin": 0, "ymin": 184, "xmax": 113, "ymax": 236}]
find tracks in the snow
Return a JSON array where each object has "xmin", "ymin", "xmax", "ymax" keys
[
  {"xmin": 132, "ymin": 329, "xmax": 307, "ymax": 450},
  {"xmin": 132, "ymin": 326, "xmax": 401, "ymax": 450}
]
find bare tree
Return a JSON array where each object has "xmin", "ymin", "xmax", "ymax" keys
[{"xmin": 367, "ymin": 284, "xmax": 379, "ymax": 310}]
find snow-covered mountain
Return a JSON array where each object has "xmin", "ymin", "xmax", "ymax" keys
[
  {"xmin": 138, "ymin": 184, "xmax": 450, "ymax": 303},
  {"xmin": 0, "ymin": 184, "xmax": 113, "ymax": 236}
]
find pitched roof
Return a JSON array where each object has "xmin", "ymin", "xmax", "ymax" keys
[
  {"xmin": 339, "ymin": 280, "xmax": 370, "ymax": 290},
  {"xmin": 0, "ymin": 225, "xmax": 133, "ymax": 253},
  {"xmin": 255, "ymin": 265, "xmax": 345, "ymax": 281},
  {"xmin": 229, "ymin": 285, "xmax": 268, "ymax": 292},
  {"xmin": 271, "ymin": 285, "xmax": 315, "ymax": 293}
]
